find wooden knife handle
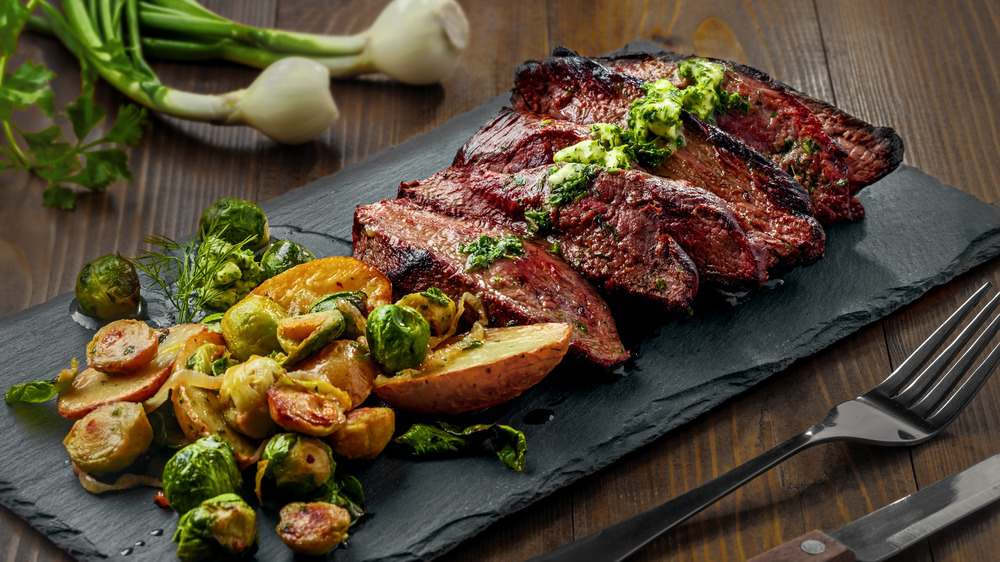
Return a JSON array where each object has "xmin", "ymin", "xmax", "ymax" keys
[{"xmin": 744, "ymin": 530, "xmax": 857, "ymax": 562}]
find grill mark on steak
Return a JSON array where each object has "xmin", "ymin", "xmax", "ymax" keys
[
  {"xmin": 353, "ymin": 199, "xmax": 630, "ymax": 368},
  {"xmin": 400, "ymin": 164, "xmax": 769, "ymax": 301},
  {"xmin": 593, "ymin": 49, "xmax": 903, "ymax": 218}
]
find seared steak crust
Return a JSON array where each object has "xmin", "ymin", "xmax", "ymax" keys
[
  {"xmin": 401, "ymin": 165, "xmax": 767, "ymax": 299},
  {"xmin": 507, "ymin": 56, "xmax": 826, "ymax": 273},
  {"xmin": 353, "ymin": 199, "xmax": 630, "ymax": 368}
]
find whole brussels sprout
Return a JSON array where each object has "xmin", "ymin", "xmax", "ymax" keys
[
  {"xmin": 219, "ymin": 355, "xmax": 284, "ymax": 439},
  {"xmin": 365, "ymin": 304, "xmax": 430, "ymax": 374},
  {"xmin": 199, "ymin": 198, "xmax": 270, "ymax": 251},
  {"xmin": 221, "ymin": 294, "xmax": 288, "ymax": 362},
  {"xmin": 260, "ymin": 433, "xmax": 335, "ymax": 495},
  {"xmin": 163, "ymin": 437, "xmax": 242, "ymax": 515},
  {"xmin": 196, "ymin": 236, "xmax": 266, "ymax": 312},
  {"xmin": 173, "ymin": 493, "xmax": 258, "ymax": 561},
  {"xmin": 74, "ymin": 254, "xmax": 141, "ymax": 320},
  {"xmin": 396, "ymin": 287, "xmax": 457, "ymax": 337},
  {"xmin": 261, "ymin": 240, "xmax": 315, "ymax": 278}
]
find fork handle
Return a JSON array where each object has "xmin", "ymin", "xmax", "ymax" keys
[{"xmin": 529, "ymin": 427, "xmax": 823, "ymax": 562}]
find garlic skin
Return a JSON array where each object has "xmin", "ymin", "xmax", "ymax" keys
[
  {"xmin": 228, "ymin": 57, "xmax": 339, "ymax": 144},
  {"xmin": 364, "ymin": 0, "xmax": 470, "ymax": 85}
]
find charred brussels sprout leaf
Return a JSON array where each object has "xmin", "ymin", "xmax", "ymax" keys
[
  {"xmin": 75, "ymin": 254, "xmax": 141, "ymax": 320},
  {"xmin": 260, "ymin": 433, "xmax": 335, "ymax": 495},
  {"xmin": 199, "ymin": 198, "xmax": 269, "ymax": 251},
  {"xmin": 261, "ymin": 240, "xmax": 315, "ymax": 278},
  {"xmin": 163, "ymin": 437, "xmax": 242, "ymax": 515},
  {"xmin": 365, "ymin": 304, "xmax": 430, "ymax": 374},
  {"xmin": 310, "ymin": 474, "xmax": 365, "ymax": 529},
  {"xmin": 394, "ymin": 422, "xmax": 527, "ymax": 471},
  {"xmin": 5, "ymin": 359, "xmax": 79, "ymax": 404},
  {"xmin": 173, "ymin": 493, "xmax": 258, "ymax": 561}
]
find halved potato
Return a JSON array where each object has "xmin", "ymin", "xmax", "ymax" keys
[
  {"xmin": 172, "ymin": 384, "xmax": 261, "ymax": 469},
  {"xmin": 251, "ymin": 256, "xmax": 392, "ymax": 314},
  {"xmin": 373, "ymin": 323, "xmax": 572, "ymax": 414},
  {"xmin": 57, "ymin": 324, "xmax": 209, "ymax": 419}
]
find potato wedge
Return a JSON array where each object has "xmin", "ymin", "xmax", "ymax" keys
[
  {"xmin": 172, "ymin": 384, "xmax": 261, "ymax": 470},
  {"xmin": 374, "ymin": 323, "xmax": 572, "ymax": 414},
  {"xmin": 251, "ymin": 256, "xmax": 392, "ymax": 314},
  {"xmin": 57, "ymin": 324, "xmax": 209, "ymax": 419}
]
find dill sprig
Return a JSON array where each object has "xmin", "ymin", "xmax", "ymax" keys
[{"xmin": 131, "ymin": 222, "xmax": 250, "ymax": 324}]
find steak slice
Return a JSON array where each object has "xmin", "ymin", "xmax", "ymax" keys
[
  {"xmin": 353, "ymin": 199, "xmax": 630, "ymax": 368},
  {"xmin": 401, "ymin": 164, "xmax": 767, "ymax": 299},
  {"xmin": 469, "ymin": 105, "xmax": 823, "ymax": 274},
  {"xmin": 594, "ymin": 49, "xmax": 903, "ymax": 215}
]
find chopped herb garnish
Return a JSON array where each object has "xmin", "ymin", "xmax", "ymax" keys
[
  {"xmin": 547, "ymin": 163, "xmax": 599, "ymax": 207},
  {"xmin": 524, "ymin": 208, "xmax": 552, "ymax": 237},
  {"xmin": 459, "ymin": 234, "xmax": 525, "ymax": 271}
]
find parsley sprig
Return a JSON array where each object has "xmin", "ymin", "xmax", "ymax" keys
[{"xmin": 0, "ymin": 0, "xmax": 146, "ymax": 209}]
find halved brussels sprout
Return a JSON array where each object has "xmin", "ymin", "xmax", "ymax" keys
[
  {"xmin": 276, "ymin": 310, "xmax": 345, "ymax": 367},
  {"xmin": 173, "ymin": 493, "xmax": 258, "ymax": 561},
  {"xmin": 221, "ymin": 295, "xmax": 288, "ymax": 362},
  {"xmin": 276, "ymin": 501, "xmax": 351, "ymax": 555},
  {"xmin": 85, "ymin": 319, "xmax": 159, "ymax": 375},
  {"xmin": 261, "ymin": 240, "xmax": 314, "ymax": 278},
  {"xmin": 266, "ymin": 374, "xmax": 350, "ymax": 437},
  {"xmin": 365, "ymin": 304, "xmax": 430, "ymax": 374},
  {"xmin": 396, "ymin": 287, "xmax": 456, "ymax": 337},
  {"xmin": 327, "ymin": 407, "xmax": 395, "ymax": 461},
  {"xmin": 219, "ymin": 356, "xmax": 284, "ymax": 439},
  {"xmin": 259, "ymin": 433, "xmax": 334, "ymax": 495},
  {"xmin": 163, "ymin": 437, "xmax": 242, "ymax": 515},
  {"xmin": 199, "ymin": 198, "xmax": 269, "ymax": 251},
  {"xmin": 75, "ymin": 254, "xmax": 141, "ymax": 320},
  {"xmin": 310, "ymin": 291, "xmax": 368, "ymax": 339},
  {"xmin": 63, "ymin": 401, "xmax": 153, "ymax": 475}
]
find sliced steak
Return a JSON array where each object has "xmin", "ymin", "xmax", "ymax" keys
[
  {"xmin": 353, "ymin": 199, "xmax": 630, "ymax": 368},
  {"xmin": 594, "ymin": 49, "xmax": 903, "ymax": 216},
  {"xmin": 401, "ymin": 164, "xmax": 767, "ymax": 300}
]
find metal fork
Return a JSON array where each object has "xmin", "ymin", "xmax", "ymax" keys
[{"xmin": 530, "ymin": 283, "xmax": 1000, "ymax": 562}]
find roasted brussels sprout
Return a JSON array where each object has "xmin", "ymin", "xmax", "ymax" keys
[
  {"xmin": 163, "ymin": 437, "xmax": 242, "ymax": 515},
  {"xmin": 365, "ymin": 304, "xmax": 430, "ymax": 374},
  {"xmin": 276, "ymin": 501, "xmax": 351, "ymax": 555},
  {"xmin": 261, "ymin": 240, "xmax": 315, "ymax": 278},
  {"xmin": 221, "ymin": 295, "xmax": 288, "ymax": 362},
  {"xmin": 196, "ymin": 236, "xmax": 266, "ymax": 312},
  {"xmin": 396, "ymin": 287, "xmax": 457, "ymax": 336},
  {"xmin": 75, "ymin": 254, "xmax": 141, "ymax": 320},
  {"xmin": 63, "ymin": 401, "xmax": 153, "ymax": 474},
  {"xmin": 173, "ymin": 493, "xmax": 258, "ymax": 561},
  {"xmin": 276, "ymin": 310, "xmax": 345, "ymax": 367},
  {"xmin": 218, "ymin": 356, "xmax": 284, "ymax": 439},
  {"xmin": 266, "ymin": 374, "xmax": 350, "ymax": 436},
  {"xmin": 199, "ymin": 198, "xmax": 269, "ymax": 251},
  {"xmin": 260, "ymin": 433, "xmax": 334, "ymax": 495},
  {"xmin": 310, "ymin": 291, "xmax": 368, "ymax": 340},
  {"xmin": 85, "ymin": 319, "xmax": 159, "ymax": 375},
  {"xmin": 327, "ymin": 407, "xmax": 395, "ymax": 460}
]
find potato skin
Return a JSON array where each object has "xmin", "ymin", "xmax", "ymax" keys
[
  {"xmin": 251, "ymin": 256, "xmax": 393, "ymax": 314},
  {"xmin": 327, "ymin": 407, "xmax": 395, "ymax": 460},
  {"xmin": 86, "ymin": 319, "xmax": 159, "ymax": 375},
  {"xmin": 374, "ymin": 323, "xmax": 572, "ymax": 414},
  {"xmin": 63, "ymin": 402, "xmax": 153, "ymax": 474},
  {"xmin": 277, "ymin": 502, "xmax": 351, "ymax": 555},
  {"xmin": 292, "ymin": 340, "xmax": 378, "ymax": 408}
]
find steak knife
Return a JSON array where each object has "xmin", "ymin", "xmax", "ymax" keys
[{"xmin": 746, "ymin": 452, "xmax": 1000, "ymax": 561}]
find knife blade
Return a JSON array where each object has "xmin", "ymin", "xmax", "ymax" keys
[{"xmin": 746, "ymin": 452, "xmax": 1000, "ymax": 561}]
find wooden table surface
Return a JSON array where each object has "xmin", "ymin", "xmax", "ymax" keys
[{"xmin": 3, "ymin": 1, "xmax": 999, "ymax": 560}]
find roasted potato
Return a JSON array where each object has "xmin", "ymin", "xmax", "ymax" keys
[
  {"xmin": 251, "ymin": 256, "xmax": 392, "ymax": 314},
  {"xmin": 85, "ymin": 319, "xmax": 159, "ymax": 375},
  {"xmin": 327, "ymin": 407, "xmax": 395, "ymax": 460},
  {"xmin": 58, "ymin": 324, "xmax": 209, "ymax": 419},
  {"xmin": 63, "ymin": 401, "xmax": 153, "ymax": 474},
  {"xmin": 373, "ymin": 323, "xmax": 572, "ymax": 414},
  {"xmin": 293, "ymin": 340, "xmax": 379, "ymax": 409}
]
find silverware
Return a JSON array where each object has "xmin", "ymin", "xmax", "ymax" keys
[
  {"xmin": 529, "ymin": 283, "xmax": 1000, "ymax": 562},
  {"xmin": 745, "ymin": 451, "xmax": 1000, "ymax": 561}
]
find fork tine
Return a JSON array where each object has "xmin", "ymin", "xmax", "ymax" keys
[
  {"xmin": 875, "ymin": 283, "xmax": 991, "ymax": 396},
  {"xmin": 924, "ymin": 340, "xmax": 1000, "ymax": 427},
  {"xmin": 894, "ymin": 291, "xmax": 1000, "ymax": 404}
]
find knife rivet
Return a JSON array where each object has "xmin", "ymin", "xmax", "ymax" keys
[{"xmin": 800, "ymin": 540, "xmax": 826, "ymax": 555}]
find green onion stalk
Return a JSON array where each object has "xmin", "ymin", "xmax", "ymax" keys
[
  {"xmin": 134, "ymin": 0, "xmax": 470, "ymax": 86},
  {"xmin": 31, "ymin": 0, "xmax": 339, "ymax": 144}
]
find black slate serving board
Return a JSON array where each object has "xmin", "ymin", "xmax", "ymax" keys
[{"xmin": 4, "ymin": 44, "xmax": 1000, "ymax": 561}]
